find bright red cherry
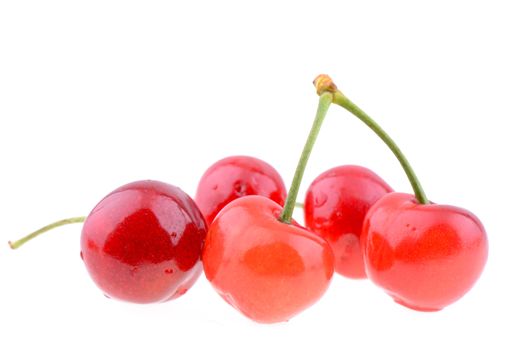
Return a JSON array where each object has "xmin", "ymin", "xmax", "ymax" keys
[
  {"xmin": 361, "ymin": 192, "xmax": 488, "ymax": 311},
  {"xmin": 80, "ymin": 180, "xmax": 207, "ymax": 303},
  {"xmin": 202, "ymin": 195, "xmax": 335, "ymax": 323},
  {"xmin": 195, "ymin": 155, "xmax": 286, "ymax": 225},
  {"xmin": 304, "ymin": 165, "xmax": 392, "ymax": 278}
]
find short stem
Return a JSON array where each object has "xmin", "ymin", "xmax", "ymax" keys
[
  {"xmin": 279, "ymin": 93, "xmax": 333, "ymax": 223},
  {"xmin": 9, "ymin": 216, "xmax": 86, "ymax": 249},
  {"xmin": 314, "ymin": 74, "xmax": 429, "ymax": 204}
]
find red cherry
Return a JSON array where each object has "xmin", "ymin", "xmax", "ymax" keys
[
  {"xmin": 195, "ymin": 155, "xmax": 286, "ymax": 225},
  {"xmin": 80, "ymin": 180, "xmax": 207, "ymax": 303},
  {"xmin": 202, "ymin": 195, "xmax": 335, "ymax": 323},
  {"xmin": 361, "ymin": 192, "xmax": 488, "ymax": 311},
  {"xmin": 304, "ymin": 165, "xmax": 392, "ymax": 278}
]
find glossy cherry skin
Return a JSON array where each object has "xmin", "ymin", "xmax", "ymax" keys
[
  {"xmin": 80, "ymin": 180, "xmax": 207, "ymax": 303},
  {"xmin": 361, "ymin": 192, "xmax": 488, "ymax": 311},
  {"xmin": 202, "ymin": 195, "xmax": 335, "ymax": 323},
  {"xmin": 304, "ymin": 165, "xmax": 392, "ymax": 278},
  {"xmin": 195, "ymin": 155, "xmax": 287, "ymax": 226}
]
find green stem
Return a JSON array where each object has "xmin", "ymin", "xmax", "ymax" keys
[
  {"xmin": 279, "ymin": 92, "xmax": 333, "ymax": 223},
  {"xmin": 9, "ymin": 216, "xmax": 86, "ymax": 249},
  {"xmin": 314, "ymin": 74, "xmax": 428, "ymax": 204}
]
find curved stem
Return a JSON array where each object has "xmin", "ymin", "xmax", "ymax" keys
[
  {"xmin": 9, "ymin": 216, "xmax": 86, "ymax": 249},
  {"xmin": 279, "ymin": 92, "xmax": 332, "ymax": 223},
  {"xmin": 314, "ymin": 74, "xmax": 429, "ymax": 204}
]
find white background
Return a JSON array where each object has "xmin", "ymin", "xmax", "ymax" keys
[{"xmin": 1, "ymin": 1, "xmax": 522, "ymax": 349}]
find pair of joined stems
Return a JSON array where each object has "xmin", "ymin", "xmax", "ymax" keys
[{"xmin": 279, "ymin": 74, "xmax": 428, "ymax": 224}]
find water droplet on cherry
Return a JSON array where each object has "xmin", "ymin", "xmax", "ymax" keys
[
  {"xmin": 234, "ymin": 181, "xmax": 247, "ymax": 196},
  {"xmin": 314, "ymin": 192, "xmax": 327, "ymax": 207}
]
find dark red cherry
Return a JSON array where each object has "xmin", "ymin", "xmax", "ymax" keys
[
  {"xmin": 304, "ymin": 165, "xmax": 392, "ymax": 278},
  {"xmin": 80, "ymin": 180, "xmax": 207, "ymax": 303},
  {"xmin": 195, "ymin": 155, "xmax": 287, "ymax": 225}
]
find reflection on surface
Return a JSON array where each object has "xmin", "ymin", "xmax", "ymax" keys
[
  {"xmin": 102, "ymin": 208, "xmax": 175, "ymax": 266},
  {"xmin": 395, "ymin": 223, "xmax": 462, "ymax": 263},
  {"xmin": 242, "ymin": 242, "xmax": 305, "ymax": 276}
]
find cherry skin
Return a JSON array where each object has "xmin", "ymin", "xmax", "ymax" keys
[
  {"xmin": 304, "ymin": 165, "xmax": 393, "ymax": 278},
  {"xmin": 361, "ymin": 192, "xmax": 488, "ymax": 311},
  {"xmin": 80, "ymin": 180, "xmax": 207, "ymax": 303},
  {"xmin": 195, "ymin": 155, "xmax": 287, "ymax": 226},
  {"xmin": 202, "ymin": 195, "xmax": 335, "ymax": 323}
]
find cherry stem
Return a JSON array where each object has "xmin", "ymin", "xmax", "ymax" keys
[
  {"xmin": 279, "ymin": 92, "xmax": 333, "ymax": 224},
  {"xmin": 314, "ymin": 74, "xmax": 429, "ymax": 204},
  {"xmin": 294, "ymin": 202, "xmax": 304, "ymax": 209},
  {"xmin": 8, "ymin": 216, "xmax": 86, "ymax": 249}
]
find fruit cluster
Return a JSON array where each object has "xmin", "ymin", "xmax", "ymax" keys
[{"xmin": 9, "ymin": 75, "xmax": 488, "ymax": 323}]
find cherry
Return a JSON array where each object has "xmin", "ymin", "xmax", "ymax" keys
[
  {"xmin": 195, "ymin": 155, "xmax": 286, "ymax": 225},
  {"xmin": 202, "ymin": 93, "xmax": 335, "ymax": 323},
  {"xmin": 81, "ymin": 180, "xmax": 207, "ymax": 303},
  {"xmin": 10, "ymin": 180, "xmax": 207, "ymax": 304},
  {"xmin": 304, "ymin": 165, "xmax": 392, "ymax": 278},
  {"xmin": 203, "ymin": 196, "xmax": 334, "ymax": 323},
  {"xmin": 314, "ymin": 74, "xmax": 488, "ymax": 310},
  {"xmin": 361, "ymin": 192, "xmax": 488, "ymax": 311}
]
